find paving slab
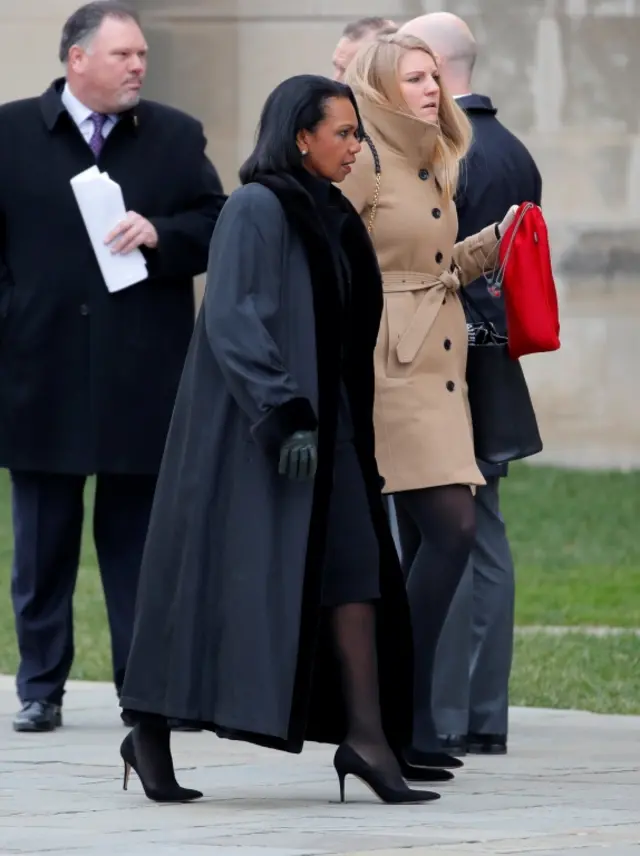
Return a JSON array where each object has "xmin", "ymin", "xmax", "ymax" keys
[{"xmin": 0, "ymin": 676, "xmax": 638, "ymax": 855}]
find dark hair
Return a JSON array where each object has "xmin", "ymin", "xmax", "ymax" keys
[
  {"xmin": 239, "ymin": 75, "xmax": 364, "ymax": 185},
  {"xmin": 342, "ymin": 16, "xmax": 398, "ymax": 40},
  {"xmin": 59, "ymin": 1, "xmax": 141, "ymax": 63}
]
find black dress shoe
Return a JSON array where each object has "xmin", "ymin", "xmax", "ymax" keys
[
  {"xmin": 404, "ymin": 746, "xmax": 464, "ymax": 770},
  {"xmin": 467, "ymin": 732, "xmax": 507, "ymax": 754},
  {"xmin": 398, "ymin": 759, "xmax": 454, "ymax": 782},
  {"xmin": 438, "ymin": 733, "xmax": 468, "ymax": 756},
  {"xmin": 13, "ymin": 701, "xmax": 62, "ymax": 733}
]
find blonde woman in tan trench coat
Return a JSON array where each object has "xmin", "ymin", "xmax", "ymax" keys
[{"xmin": 341, "ymin": 34, "xmax": 517, "ymax": 773}]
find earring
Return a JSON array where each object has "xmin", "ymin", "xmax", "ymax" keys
[{"xmin": 300, "ymin": 149, "xmax": 308, "ymax": 156}]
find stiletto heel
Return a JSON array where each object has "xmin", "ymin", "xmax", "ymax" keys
[
  {"xmin": 333, "ymin": 744, "xmax": 440, "ymax": 804},
  {"xmin": 119, "ymin": 725, "xmax": 203, "ymax": 803},
  {"xmin": 338, "ymin": 770, "xmax": 346, "ymax": 803}
]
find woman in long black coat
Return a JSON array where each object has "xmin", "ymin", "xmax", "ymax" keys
[{"xmin": 118, "ymin": 75, "xmax": 439, "ymax": 805}]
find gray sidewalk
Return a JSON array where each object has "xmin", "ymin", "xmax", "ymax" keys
[{"xmin": 0, "ymin": 676, "xmax": 638, "ymax": 855}]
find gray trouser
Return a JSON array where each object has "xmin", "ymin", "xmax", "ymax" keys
[{"xmin": 431, "ymin": 476, "xmax": 515, "ymax": 736}]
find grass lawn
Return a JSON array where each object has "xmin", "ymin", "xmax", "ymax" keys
[
  {"xmin": 0, "ymin": 465, "xmax": 638, "ymax": 713},
  {"xmin": 504, "ymin": 465, "xmax": 640, "ymax": 628}
]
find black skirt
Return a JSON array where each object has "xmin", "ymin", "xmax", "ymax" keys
[{"xmin": 321, "ymin": 441, "xmax": 380, "ymax": 606}]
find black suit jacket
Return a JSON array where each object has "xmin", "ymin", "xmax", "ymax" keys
[
  {"xmin": 0, "ymin": 78, "xmax": 227, "ymax": 475},
  {"xmin": 456, "ymin": 94, "xmax": 542, "ymax": 477}
]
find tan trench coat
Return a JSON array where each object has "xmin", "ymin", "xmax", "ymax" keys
[{"xmin": 341, "ymin": 99, "xmax": 501, "ymax": 493}]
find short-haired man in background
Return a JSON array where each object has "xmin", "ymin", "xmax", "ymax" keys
[
  {"xmin": 400, "ymin": 12, "xmax": 542, "ymax": 756},
  {"xmin": 332, "ymin": 16, "xmax": 398, "ymax": 80},
  {"xmin": 0, "ymin": 1, "xmax": 225, "ymax": 733}
]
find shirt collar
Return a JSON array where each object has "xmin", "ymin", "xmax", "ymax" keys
[{"xmin": 61, "ymin": 82, "xmax": 118, "ymax": 126}]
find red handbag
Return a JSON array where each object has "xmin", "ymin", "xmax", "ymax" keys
[{"xmin": 495, "ymin": 202, "xmax": 560, "ymax": 360}]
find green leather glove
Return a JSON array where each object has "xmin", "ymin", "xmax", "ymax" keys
[{"xmin": 278, "ymin": 430, "xmax": 318, "ymax": 481}]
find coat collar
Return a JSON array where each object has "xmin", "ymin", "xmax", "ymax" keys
[
  {"xmin": 250, "ymin": 170, "xmax": 357, "ymax": 243},
  {"xmin": 295, "ymin": 167, "xmax": 347, "ymax": 212},
  {"xmin": 39, "ymin": 77, "xmax": 140, "ymax": 131},
  {"xmin": 455, "ymin": 93, "xmax": 498, "ymax": 116},
  {"xmin": 357, "ymin": 97, "xmax": 439, "ymax": 169}
]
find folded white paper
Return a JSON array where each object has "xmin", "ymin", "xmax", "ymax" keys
[{"xmin": 70, "ymin": 166, "xmax": 148, "ymax": 293}]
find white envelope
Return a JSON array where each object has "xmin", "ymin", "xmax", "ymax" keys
[{"xmin": 70, "ymin": 166, "xmax": 148, "ymax": 293}]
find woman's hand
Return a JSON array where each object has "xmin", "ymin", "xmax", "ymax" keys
[{"xmin": 497, "ymin": 204, "xmax": 519, "ymax": 238}]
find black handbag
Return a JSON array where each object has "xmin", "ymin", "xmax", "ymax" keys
[{"xmin": 462, "ymin": 291, "xmax": 543, "ymax": 465}]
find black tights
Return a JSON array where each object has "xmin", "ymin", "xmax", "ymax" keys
[
  {"xmin": 330, "ymin": 602, "xmax": 404, "ymax": 785},
  {"xmin": 129, "ymin": 602, "xmax": 405, "ymax": 786},
  {"xmin": 393, "ymin": 484, "xmax": 476, "ymax": 751}
]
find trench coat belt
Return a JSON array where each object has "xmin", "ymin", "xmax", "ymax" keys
[{"xmin": 382, "ymin": 269, "xmax": 461, "ymax": 365}]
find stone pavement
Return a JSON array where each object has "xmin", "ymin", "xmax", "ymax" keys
[{"xmin": 0, "ymin": 677, "xmax": 638, "ymax": 856}]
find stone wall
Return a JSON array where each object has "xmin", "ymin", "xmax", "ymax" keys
[
  {"xmin": 0, "ymin": 0, "xmax": 79, "ymax": 99},
  {"xmin": 2, "ymin": 0, "xmax": 638, "ymax": 468}
]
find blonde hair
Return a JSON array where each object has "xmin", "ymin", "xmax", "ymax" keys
[{"xmin": 344, "ymin": 33, "xmax": 472, "ymax": 200}]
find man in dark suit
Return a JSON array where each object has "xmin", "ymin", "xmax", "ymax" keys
[
  {"xmin": 401, "ymin": 12, "xmax": 542, "ymax": 756},
  {"xmin": 0, "ymin": 1, "xmax": 226, "ymax": 732}
]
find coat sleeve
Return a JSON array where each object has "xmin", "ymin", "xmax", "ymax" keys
[
  {"xmin": 453, "ymin": 222, "xmax": 501, "ymax": 287},
  {"xmin": 143, "ymin": 121, "xmax": 227, "ymax": 280},
  {"xmin": 203, "ymin": 186, "xmax": 318, "ymax": 454}
]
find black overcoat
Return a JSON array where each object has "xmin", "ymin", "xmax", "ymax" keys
[
  {"xmin": 0, "ymin": 78, "xmax": 226, "ymax": 475},
  {"xmin": 456, "ymin": 94, "xmax": 543, "ymax": 477},
  {"xmin": 120, "ymin": 173, "xmax": 414, "ymax": 753},
  {"xmin": 456, "ymin": 94, "xmax": 543, "ymax": 330}
]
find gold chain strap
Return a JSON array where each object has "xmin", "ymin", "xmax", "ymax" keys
[
  {"xmin": 367, "ymin": 172, "xmax": 381, "ymax": 235},
  {"xmin": 363, "ymin": 133, "xmax": 381, "ymax": 236}
]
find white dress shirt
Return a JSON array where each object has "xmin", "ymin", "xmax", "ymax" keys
[{"xmin": 61, "ymin": 83, "xmax": 119, "ymax": 146}]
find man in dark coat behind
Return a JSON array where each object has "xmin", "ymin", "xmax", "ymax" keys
[
  {"xmin": 401, "ymin": 12, "xmax": 542, "ymax": 756},
  {"xmin": 0, "ymin": 1, "xmax": 226, "ymax": 732}
]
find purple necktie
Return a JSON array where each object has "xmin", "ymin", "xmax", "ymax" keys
[{"xmin": 88, "ymin": 112, "xmax": 107, "ymax": 157}]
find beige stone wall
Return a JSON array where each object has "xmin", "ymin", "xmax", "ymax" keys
[
  {"xmin": 3, "ymin": 0, "xmax": 638, "ymax": 467},
  {"xmin": 0, "ymin": 0, "xmax": 79, "ymax": 101}
]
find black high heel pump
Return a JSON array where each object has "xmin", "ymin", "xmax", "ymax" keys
[
  {"xmin": 120, "ymin": 727, "xmax": 203, "ymax": 803},
  {"xmin": 333, "ymin": 744, "xmax": 441, "ymax": 804}
]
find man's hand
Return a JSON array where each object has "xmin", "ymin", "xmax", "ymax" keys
[
  {"xmin": 105, "ymin": 211, "xmax": 158, "ymax": 255},
  {"xmin": 278, "ymin": 430, "xmax": 318, "ymax": 481}
]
